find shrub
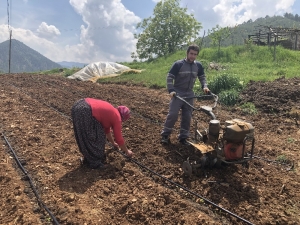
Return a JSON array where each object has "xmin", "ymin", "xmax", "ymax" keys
[
  {"xmin": 240, "ymin": 102, "xmax": 258, "ymax": 115},
  {"xmin": 194, "ymin": 73, "xmax": 244, "ymax": 106},
  {"xmin": 208, "ymin": 73, "xmax": 244, "ymax": 94},
  {"xmin": 199, "ymin": 59, "xmax": 210, "ymax": 70},
  {"xmin": 218, "ymin": 89, "xmax": 239, "ymax": 106}
]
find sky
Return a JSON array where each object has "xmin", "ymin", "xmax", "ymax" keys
[{"xmin": 0, "ymin": 0, "xmax": 300, "ymax": 64}]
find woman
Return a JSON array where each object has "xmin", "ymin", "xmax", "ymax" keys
[{"xmin": 71, "ymin": 98, "xmax": 134, "ymax": 169}]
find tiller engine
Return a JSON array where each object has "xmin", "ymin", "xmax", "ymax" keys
[{"xmin": 175, "ymin": 94, "xmax": 255, "ymax": 176}]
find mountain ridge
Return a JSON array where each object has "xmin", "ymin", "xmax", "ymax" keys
[
  {"xmin": 0, "ymin": 39, "xmax": 62, "ymax": 73},
  {"xmin": 57, "ymin": 61, "xmax": 87, "ymax": 68}
]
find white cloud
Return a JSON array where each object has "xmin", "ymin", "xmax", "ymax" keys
[
  {"xmin": 0, "ymin": 25, "xmax": 65, "ymax": 60},
  {"xmin": 69, "ymin": 0, "xmax": 141, "ymax": 62},
  {"xmin": 212, "ymin": 0, "xmax": 295, "ymax": 26},
  {"xmin": 36, "ymin": 22, "xmax": 61, "ymax": 40},
  {"xmin": 0, "ymin": 25, "xmax": 86, "ymax": 63},
  {"xmin": 0, "ymin": 25, "xmax": 10, "ymax": 41},
  {"xmin": 181, "ymin": 0, "xmax": 295, "ymax": 32}
]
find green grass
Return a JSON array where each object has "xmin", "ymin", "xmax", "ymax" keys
[
  {"xmin": 97, "ymin": 44, "xmax": 300, "ymax": 88},
  {"xmin": 103, "ymin": 51, "xmax": 185, "ymax": 87},
  {"xmin": 276, "ymin": 154, "xmax": 288, "ymax": 163}
]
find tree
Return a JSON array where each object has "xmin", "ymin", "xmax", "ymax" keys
[
  {"xmin": 133, "ymin": 0, "xmax": 202, "ymax": 60},
  {"xmin": 284, "ymin": 12, "xmax": 294, "ymax": 20},
  {"xmin": 208, "ymin": 25, "xmax": 231, "ymax": 55}
]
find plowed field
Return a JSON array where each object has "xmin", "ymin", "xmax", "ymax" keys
[{"xmin": 0, "ymin": 74, "xmax": 299, "ymax": 225}]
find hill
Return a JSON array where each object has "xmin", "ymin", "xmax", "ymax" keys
[
  {"xmin": 57, "ymin": 61, "xmax": 87, "ymax": 69},
  {"xmin": 0, "ymin": 39, "xmax": 62, "ymax": 73}
]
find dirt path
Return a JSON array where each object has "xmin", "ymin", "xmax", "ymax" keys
[{"xmin": 0, "ymin": 74, "xmax": 299, "ymax": 225}]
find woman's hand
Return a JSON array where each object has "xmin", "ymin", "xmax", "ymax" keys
[
  {"xmin": 119, "ymin": 144, "xmax": 134, "ymax": 158},
  {"xmin": 125, "ymin": 149, "xmax": 134, "ymax": 158},
  {"xmin": 112, "ymin": 142, "xmax": 119, "ymax": 149}
]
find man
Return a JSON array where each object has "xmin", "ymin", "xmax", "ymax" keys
[{"xmin": 161, "ymin": 44, "xmax": 210, "ymax": 145}]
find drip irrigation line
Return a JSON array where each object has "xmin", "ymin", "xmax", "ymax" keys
[
  {"xmin": 250, "ymin": 154, "xmax": 294, "ymax": 169},
  {"xmin": 252, "ymin": 154, "xmax": 284, "ymax": 164},
  {"xmin": 30, "ymin": 75, "xmax": 89, "ymax": 98},
  {"xmin": 116, "ymin": 148, "xmax": 254, "ymax": 225},
  {"xmin": 2, "ymin": 133, "xmax": 60, "ymax": 225},
  {"xmin": 29, "ymin": 75, "xmax": 192, "ymax": 134},
  {"xmin": 6, "ymin": 81, "xmax": 71, "ymax": 120},
  {"xmin": 31, "ymin": 74, "xmax": 218, "ymax": 136},
  {"xmin": 30, "ymin": 76, "xmax": 199, "ymax": 134}
]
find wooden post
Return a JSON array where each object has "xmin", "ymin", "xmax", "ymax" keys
[
  {"xmin": 296, "ymin": 33, "xmax": 298, "ymax": 50},
  {"xmin": 273, "ymin": 35, "xmax": 277, "ymax": 61}
]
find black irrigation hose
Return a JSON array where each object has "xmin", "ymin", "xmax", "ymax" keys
[
  {"xmin": 3, "ymin": 78, "xmax": 254, "ymax": 224},
  {"xmin": 117, "ymin": 149, "xmax": 254, "ymax": 225},
  {"xmin": 2, "ymin": 134, "xmax": 60, "ymax": 225},
  {"xmin": 27, "ymin": 75, "xmax": 189, "ymax": 134},
  {"xmin": 8, "ymin": 82, "xmax": 70, "ymax": 120},
  {"xmin": 250, "ymin": 154, "xmax": 294, "ymax": 169}
]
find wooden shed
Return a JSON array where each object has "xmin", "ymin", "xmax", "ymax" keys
[{"xmin": 248, "ymin": 26, "xmax": 300, "ymax": 50}]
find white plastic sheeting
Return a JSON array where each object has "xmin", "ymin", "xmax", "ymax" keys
[{"xmin": 67, "ymin": 61, "xmax": 131, "ymax": 82}]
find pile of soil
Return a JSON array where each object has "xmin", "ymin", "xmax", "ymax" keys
[
  {"xmin": 240, "ymin": 76, "xmax": 300, "ymax": 114},
  {"xmin": 0, "ymin": 74, "xmax": 299, "ymax": 225}
]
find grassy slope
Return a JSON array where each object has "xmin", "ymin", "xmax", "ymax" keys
[{"xmin": 97, "ymin": 45, "xmax": 300, "ymax": 89}]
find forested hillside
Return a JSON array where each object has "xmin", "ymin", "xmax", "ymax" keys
[{"xmin": 202, "ymin": 15, "xmax": 300, "ymax": 48}]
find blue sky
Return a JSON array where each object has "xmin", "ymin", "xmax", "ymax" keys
[{"xmin": 0, "ymin": 0, "xmax": 299, "ymax": 64}]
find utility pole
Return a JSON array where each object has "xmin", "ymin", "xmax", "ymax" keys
[{"xmin": 8, "ymin": 30, "xmax": 12, "ymax": 74}]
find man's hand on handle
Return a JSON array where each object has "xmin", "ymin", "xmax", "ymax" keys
[
  {"xmin": 170, "ymin": 91, "xmax": 176, "ymax": 98},
  {"xmin": 203, "ymin": 87, "xmax": 210, "ymax": 94}
]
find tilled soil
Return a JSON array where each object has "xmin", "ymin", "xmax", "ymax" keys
[{"xmin": 0, "ymin": 74, "xmax": 299, "ymax": 225}]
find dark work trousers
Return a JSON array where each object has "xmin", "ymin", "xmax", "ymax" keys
[{"xmin": 161, "ymin": 97, "xmax": 194, "ymax": 140}]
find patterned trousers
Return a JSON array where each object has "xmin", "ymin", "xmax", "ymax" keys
[{"xmin": 71, "ymin": 99, "xmax": 106, "ymax": 168}]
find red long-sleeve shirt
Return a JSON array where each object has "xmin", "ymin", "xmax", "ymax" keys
[{"xmin": 85, "ymin": 98, "xmax": 125, "ymax": 146}]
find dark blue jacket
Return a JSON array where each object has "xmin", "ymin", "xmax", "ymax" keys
[{"xmin": 167, "ymin": 59, "xmax": 207, "ymax": 97}]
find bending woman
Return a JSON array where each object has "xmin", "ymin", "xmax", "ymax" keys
[{"xmin": 71, "ymin": 98, "xmax": 133, "ymax": 169}]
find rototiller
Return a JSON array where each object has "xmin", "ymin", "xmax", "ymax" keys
[{"xmin": 175, "ymin": 93, "xmax": 255, "ymax": 176}]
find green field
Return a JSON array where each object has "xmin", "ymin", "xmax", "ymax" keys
[{"xmin": 97, "ymin": 45, "xmax": 300, "ymax": 89}]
